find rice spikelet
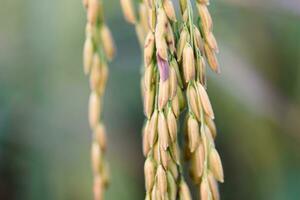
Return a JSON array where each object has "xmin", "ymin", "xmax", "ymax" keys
[
  {"xmin": 178, "ymin": 0, "xmax": 224, "ymax": 199},
  {"xmin": 83, "ymin": 1, "xmax": 115, "ymax": 198}
]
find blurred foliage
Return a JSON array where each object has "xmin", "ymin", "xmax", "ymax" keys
[{"xmin": 0, "ymin": 0, "xmax": 299, "ymax": 199}]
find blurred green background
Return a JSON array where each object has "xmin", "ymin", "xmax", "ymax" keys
[{"xmin": 0, "ymin": 0, "xmax": 300, "ymax": 199}]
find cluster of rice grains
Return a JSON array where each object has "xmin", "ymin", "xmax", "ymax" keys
[
  {"xmin": 141, "ymin": 3, "xmax": 193, "ymax": 200},
  {"xmin": 121, "ymin": 0, "xmax": 224, "ymax": 200},
  {"xmin": 121, "ymin": 0, "xmax": 223, "ymax": 200},
  {"xmin": 122, "ymin": 0, "xmax": 192, "ymax": 199},
  {"xmin": 178, "ymin": 1, "xmax": 224, "ymax": 200},
  {"xmin": 83, "ymin": 0, "xmax": 115, "ymax": 199}
]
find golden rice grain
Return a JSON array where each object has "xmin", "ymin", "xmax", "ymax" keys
[
  {"xmin": 196, "ymin": 82, "xmax": 215, "ymax": 119},
  {"xmin": 90, "ymin": 55, "xmax": 102, "ymax": 92},
  {"xmin": 139, "ymin": 3, "xmax": 149, "ymax": 32},
  {"xmin": 163, "ymin": 0, "xmax": 176, "ymax": 22},
  {"xmin": 144, "ymin": 63, "xmax": 154, "ymax": 91},
  {"xmin": 177, "ymin": 28, "xmax": 188, "ymax": 61},
  {"xmin": 158, "ymin": 112, "xmax": 170, "ymax": 150},
  {"xmin": 204, "ymin": 43, "xmax": 220, "ymax": 73},
  {"xmin": 200, "ymin": 178, "xmax": 213, "ymax": 200},
  {"xmin": 206, "ymin": 32, "xmax": 219, "ymax": 53},
  {"xmin": 83, "ymin": 37, "xmax": 93, "ymax": 75},
  {"xmin": 100, "ymin": 25, "xmax": 115, "ymax": 61},
  {"xmin": 149, "ymin": 110, "xmax": 158, "ymax": 147},
  {"xmin": 89, "ymin": 92, "xmax": 101, "ymax": 128},
  {"xmin": 157, "ymin": 165, "xmax": 167, "ymax": 195},
  {"xmin": 179, "ymin": 181, "xmax": 192, "ymax": 200},
  {"xmin": 192, "ymin": 143, "xmax": 205, "ymax": 182},
  {"xmin": 160, "ymin": 145, "xmax": 170, "ymax": 169},
  {"xmin": 208, "ymin": 172, "xmax": 220, "ymax": 200},
  {"xmin": 95, "ymin": 123, "xmax": 107, "ymax": 151},
  {"xmin": 158, "ymin": 79, "xmax": 170, "ymax": 110},
  {"xmin": 120, "ymin": 0, "xmax": 136, "ymax": 24},
  {"xmin": 169, "ymin": 66, "xmax": 177, "ymax": 98},
  {"xmin": 171, "ymin": 93, "xmax": 180, "ymax": 118},
  {"xmin": 88, "ymin": 0, "xmax": 100, "ymax": 25},
  {"xmin": 145, "ymin": 157, "xmax": 156, "ymax": 191},
  {"xmin": 166, "ymin": 23, "xmax": 176, "ymax": 53},
  {"xmin": 197, "ymin": 4, "xmax": 212, "ymax": 33},
  {"xmin": 143, "ymin": 121, "xmax": 151, "ymax": 156},
  {"xmin": 144, "ymin": 32, "xmax": 155, "ymax": 65},
  {"xmin": 167, "ymin": 109, "xmax": 177, "ymax": 142},
  {"xmin": 187, "ymin": 85, "xmax": 200, "ymax": 120},
  {"xmin": 179, "ymin": 0, "xmax": 187, "ymax": 14},
  {"xmin": 93, "ymin": 175, "xmax": 104, "ymax": 200},
  {"xmin": 194, "ymin": 25, "xmax": 203, "ymax": 51},
  {"xmin": 205, "ymin": 116, "xmax": 217, "ymax": 139},
  {"xmin": 148, "ymin": 7, "xmax": 156, "ymax": 32},
  {"xmin": 167, "ymin": 171, "xmax": 177, "ymax": 200},
  {"xmin": 144, "ymin": 87, "xmax": 155, "ymax": 118},
  {"xmin": 187, "ymin": 116, "xmax": 200, "ymax": 153},
  {"xmin": 209, "ymin": 148, "xmax": 224, "ymax": 182},
  {"xmin": 183, "ymin": 44, "xmax": 196, "ymax": 82}
]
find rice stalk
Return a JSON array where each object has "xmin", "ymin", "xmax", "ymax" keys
[
  {"xmin": 83, "ymin": 0, "xmax": 115, "ymax": 199},
  {"xmin": 143, "ymin": 2, "xmax": 194, "ymax": 200},
  {"xmin": 121, "ymin": 0, "xmax": 192, "ymax": 199},
  {"xmin": 177, "ymin": 0, "xmax": 223, "ymax": 199},
  {"xmin": 121, "ymin": 0, "xmax": 223, "ymax": 199}
]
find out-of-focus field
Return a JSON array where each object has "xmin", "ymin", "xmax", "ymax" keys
[{"xmin": 0, "ymin": 0, "xmax": 300, "ymax": 199}]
